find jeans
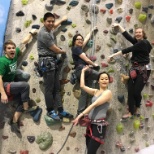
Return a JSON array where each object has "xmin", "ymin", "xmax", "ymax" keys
[
  {"xmin": 127, "ymin": 70, "xmax": 151, "ymax": 114},
  {"xmin": 75, "ymin": 67, "xmax": 99, "ymax": 113},
  {"xmin": 4, "ymin": 82, "xmax": 30, "ymax": 112}
]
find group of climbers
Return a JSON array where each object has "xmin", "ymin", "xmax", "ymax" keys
[{"xmin": 0, "ymin": 10, "xmax": 152, "ymax": 153}]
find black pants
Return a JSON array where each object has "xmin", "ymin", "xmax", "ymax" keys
[
  {"xmin": 128, "ymin": 70, "xmax": 151, "ymax": 115},
  {"xmin": 86, "ymin": 124, "xmax": 106, "ymax": 154}
]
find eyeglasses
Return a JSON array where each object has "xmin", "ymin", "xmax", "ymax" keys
[{"xmin": 76, "ymin": 38, "xmax": 84, "ymax": 41}]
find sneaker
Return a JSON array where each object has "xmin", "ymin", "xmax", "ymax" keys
[
  {"xmin": 59, "ymin": 111, "xmax": 73, "ymax": 119},
  {"xmin": 47, "ymin": 110, "xmax": 61, "ymax": 121},
  {"xmin": 10, "ymin": 122, "xmax": 21, "ymax": 134}
]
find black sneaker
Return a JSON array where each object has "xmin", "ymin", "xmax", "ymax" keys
[
  {"xmin": 11, "ymin": 122, "xmax": 21, "ymax": 134},
  {"xmin": 59, "ymin": 111, "xmax": 73, "ymax": 119}
]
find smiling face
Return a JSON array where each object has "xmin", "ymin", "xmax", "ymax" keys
[
  {"xmin": 74, "ymin": 35, "xmax": 84, "ymax": 47},
  {"xmin": 44, "ymin": 16, "xmax": 55, "ymax": 31},
  {"xmin": 98, "ymin": 73, "xmax": 110, "ymax": 88},
  {"xmin": 5, "ymin": 43, "xmax": 16, "ymax": 59},
  {"xmin": 135, "ymin": 28, "xmax": 144, "ymax": 41}
]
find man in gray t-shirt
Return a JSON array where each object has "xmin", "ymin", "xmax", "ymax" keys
[{"xmin": 37, "ymin": 12, "xmax": 73, "ymax": 121}]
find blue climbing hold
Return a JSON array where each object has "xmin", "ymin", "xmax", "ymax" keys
[
  {"xmin": 105, "ymin": 3, "xmax": 113, "ymax": 9},
  {"xmin": 69, "ymin": 0, "xmax": 79, "ymax": 6},
  {"xmin": 61, "ymin": 19, "xmax": 72, "ymax": 25}
]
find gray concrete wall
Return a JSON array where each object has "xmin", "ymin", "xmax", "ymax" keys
[{"xmin": 0, "ymin": 0, "xmax": 154, "ymax": 154}]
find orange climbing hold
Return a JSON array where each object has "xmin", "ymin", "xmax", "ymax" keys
[{"xmin": 109, "ymin": 9, "xmax": 113, "ymax": 14}]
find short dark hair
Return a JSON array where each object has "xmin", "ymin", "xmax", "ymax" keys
[
  {"xmin": 97, "ymin": 72, "xmax": 110, "ymax": 81},
  {"xmin": 4, "ymin": 40, "xmax": 16, "ymax": 51},
  {"xmin": 72, "ymin": 34, "xmax": 84, "ymax": 47},
  {"xmin": 43, "ymin": 12, "xmax": 55, "ymax": 21}
]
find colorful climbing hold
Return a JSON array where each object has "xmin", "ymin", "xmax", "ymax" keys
[
  {"xmin": 133, "ymin": 120, "xmax": 140, "ymax": 130},
  {"xmin": 29, "ymin": 55, "xmax": 34, "ymax": 60},
  {"xmin": 116, "ymin": 123, "xmax": 124, "ymax": 134},
  {"xmin": 134, "ymin": 2, "xmax": 141, "ymax": 9},
  {"xmin": 69, "ymin": 0, "xmax": 79, "ymax": 6},
  {"xmin": 35, "ymin": 98, "xmax": 41, "ymax": 103},
  {"xmin": 89, "ymin": 56, "xmax": 97, "ymax": 61},
  {"xmin": 117, "ymin": 95, "xmax": 124, "ymax": 103},
  {"xmin": 36, "ymin": 132, "xmax": 53, "ymax": 150},
  {"xmin": 21, "ymin": 0, "xmax": 28, "ymax": 5},
  {"xmin": 125, "ymin": 15, "xmax": 131, "ymax": 22},
  {"xmin": 105, "ymin": 3, "xmax": 113, "ymax": 9},
  {"xmin": 24, "ymin": 20, "xmax": 32, "ymax": 28},
  {"xmin": 138, "ymin": 13, "xmax": 147, "ymax": 23},
  {"xmin": 61, "ymin": 19, "xmax": 72, "ymax": 25},
  {"xmin": 16, "ymin": 11, "xmax": 24, "ymax": 16},
  {"xmin": 71, "ymin": 23, "xmax": 77, "ymax": 28},
  {"xmin": 45, "ymin": 4, "xmax": 53, "ymax": 11},
  {"xmin": 115, "ymin": 16, "xmax": 123, "ymax": 23},
  {"xmin": 101, "ymin": 62, "xmax": 108, "ymax": 68}
]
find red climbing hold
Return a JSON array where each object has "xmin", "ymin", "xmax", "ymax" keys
[
  {"xmin": 109, "ymin": 76, "xmax": 113, "ymax": 83},
  {"xmin": 145, "ymin": 100, "xmax": 153, "ymax": 107},
  {"xmin": 109, "ymin": 9, "xmax": 113, "ymax": 14},
  {"xmin": 100, "ymin": 9, "xmax": 106, "ymax": 14},
  {"xmin": 101, "ymin": 62, "xmax": 108, "ymax": 67},
  {"xmin": 125, "ymin": 15, "xmax": 131, "ymax": 22}
]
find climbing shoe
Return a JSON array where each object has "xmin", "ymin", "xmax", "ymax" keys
[
  {"xmin": 59, "ymin": 111, "xmax": 73, "ymax": 119},
  {"xmin": 24, "ymin": 106, "xmax": 38, "ymax": 113},
  {"xmin": 47, "ymin": 110, "xmax": 61, "ymax": 121},
  {"xmin": 10, "ymin": 122, "xmax": 21, "ymax": 135}
]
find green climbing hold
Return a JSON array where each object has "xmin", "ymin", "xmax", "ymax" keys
[
  {"xmin": 107, "ymin": 68, "xmax": 114, "ymax": 73},
  {"xmin": 21, "ymin": 0, "xmax": 28, "ymax": 5},
  {"xmin": 40, "ymin": 18, "xmax": 43, "ymax": 23},
  {"xmin": 68, "ymin": 40, "xmax": 72, "ymax": 47},
  {"xmin": 143, "ymin": 93, "xmax": 148, "ymax": 100},
  {"xmin": 133, "ymin": 119, "xmax": 140, "ymax": 130},
  {"xmin": 116, "ymin": 123, "xmax": 124, "ymax": 134},
  {"xmin": 134, "ymin": 2, "xmax": 141, "ymax": 9},
  {"xmin": 24, "ymin": 20, "xmax": 32, "ymax": 28},
  {"xmin": 138, "ymin": 14, "xmax": 147, "ymax": 23},
  {"xmin": 29, "ymin": 55, "xmax": 34, "ymax": 60},
  {"xmin": 36, "ymin": 98, "xmax": 41, "ymax": 103},
  {"xmin": 36, "ymin": 132, "xmax": 53, "ymax": 150},
  {"xmin": 44, "ymin": 115, "xmax": 61, "ymax": 126},
  {"xmin": 140, "ymin": 115, "xmax": 145, "ymax": 121},
  {"xmin": 86, "ymin": 40, "xmax": 93, "ymax": 48},
  {"xmin": 71, "ymin": 23, "xmax": 77, "ymax": 28}
]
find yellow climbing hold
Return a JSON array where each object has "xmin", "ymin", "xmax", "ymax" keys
[
  {"xmin": 71, "ymin": 23, "xmax": 77, "ymax": 28},
  {"xmin": 29, "ymin": 55, "xmax": 34, "ymax": 60},
  {"xmin": 40, "ymin": 18, "xmax": 43, "ymax": 23},
  {"xmin": 21, "ymin": 0, "xmax": 28, "ymax": 5}
]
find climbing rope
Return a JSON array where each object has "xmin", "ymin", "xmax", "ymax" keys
[
  {"xmin": 56, "ymin": 123, "xmax": 74, "ymax": 154},
  {"xmin": 89, "ymin": 0, "xmax": 97, "ymax": 57}
]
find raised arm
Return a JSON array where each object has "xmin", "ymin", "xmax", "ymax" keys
[
  {"xmin": 112, "ymin": 23, "xmax": 136, "ymax": 44},
  {"xmin": 80, "ymin": 66, "xmax": 97, "ymax": 95},
  {"xmin": 0, "ymin": 76, "xmax": 8, "ymax": 103},
  {"xmin": 82, "ymin": 26, "xmax": 98, "ymax": 49},
  {"xmin": 53, "ymin": 15, "xmax": 68, "ymax": 29}
]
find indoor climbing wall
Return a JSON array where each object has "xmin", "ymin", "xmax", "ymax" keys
[{"xmin": 1, "ymin": 0, "xmax": 154, "ymax": 154}]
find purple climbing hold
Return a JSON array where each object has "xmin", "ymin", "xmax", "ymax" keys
[
  {"xmin": 105, "ymin": 3, "xmax": 113, "ymax": 10},
  {"xmin": 115, "ymin": 16, "xmax": 123, "ymax": 23},
  {"xmin": 69, "ymin": 0, "xmax": 79, "ymax": 6},
  {"xmin": 27, "ymin": 136, "xmax": 35, "ymax": 143},
  {"xmin": 16, "ymin": 11, "xmax": 24, "ymax": 16}
]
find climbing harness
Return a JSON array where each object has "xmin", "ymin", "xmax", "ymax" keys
[{"xmin": 5, "ymin": 83, "xmax": 14, "ymax": 101}]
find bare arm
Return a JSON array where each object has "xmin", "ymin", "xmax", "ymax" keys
[
  {"xmin": 0, "ymin": 76, "xmax": 8, "ymax": 103},
  {"xmin": 53, "ymin": 15, "xmax": 68, "ymax": 30},
  {"xmin": 80, "ymin": 66, "xmax": 97, "ymax": 95},
  {"xmin": 82, "ymin": 26, "xmax": 98, "ymax": 49},
  {"xmin": 108, "ymin": 51, "xmax": 122, "ymax": 62},
  {"xmin": 79, "ymin": 53, "xmax": 97, "ymax": 67}
]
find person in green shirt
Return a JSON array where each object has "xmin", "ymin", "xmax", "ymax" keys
[{"xmin": 0, "ymin": 29, "xmax": 37, "ymax": 136}]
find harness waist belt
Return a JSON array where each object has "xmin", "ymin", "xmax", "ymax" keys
[{"xmin": 39, "ymin": 55, "xmax": 57, "ymax": 59}]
